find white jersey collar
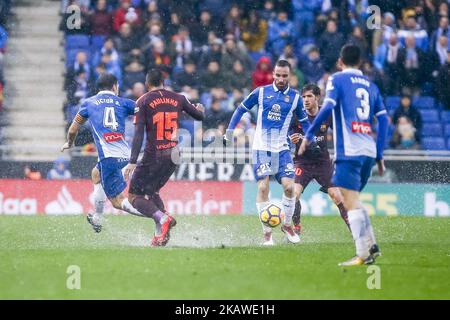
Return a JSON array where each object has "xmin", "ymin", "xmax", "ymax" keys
[
  {"xmin": 97, "ymin": 90, "xmax": 116, "ymax": 96},
  {"xmin": 272, "ymin": 83, "xmax": 290, "ymax": 95},
  {"xmin": 341, "ymin": 68, "xmax": 363, "ymax": 76}
]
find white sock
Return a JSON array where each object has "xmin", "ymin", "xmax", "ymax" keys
[
  {"xmin": 363, "ymin": 208, "xmax": 377, "ymax": 248},
  {"xmin": 348, "ymin": 208, "xmax": 370, "ymax": 259},
  {"xmin": 121, "ymin": 198, "xmax": 145, "ymax": 217},
  {"xmin": 93, "ymin": 183, "xmax": 106, "ymax": 224},
  {"xmin": 256, "ymin": 201, "xmax": 271, "ymax": 233},
  {"xmin": 282, "ymin": 194, "xmax": 296, "ymax": 225}
]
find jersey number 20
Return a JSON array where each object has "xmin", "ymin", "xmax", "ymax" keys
[
  {"xmin": 356, "ymin": 88, "xmax": 370, "ymax": 120},
  {"xmin": 103, "ymin": 107, "xmax": 119, "ymax": 131}
]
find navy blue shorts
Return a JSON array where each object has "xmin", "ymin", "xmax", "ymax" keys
[
  {"xmin": 253, "ymin": 150, "xmax": 294, "ymax": 184},
  {"xmin": 97, "ymin": 157, "xmax": 129, "ymax": 199},
  {"xmin": 332, "ymin": 157, "xmax": 375, "ymax": 192}
]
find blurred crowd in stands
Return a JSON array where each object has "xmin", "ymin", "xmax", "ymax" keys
[
  {"xmin": 59, "ymin": 0, "xmax": 450, "ymax": 151},
  {"xmin": 0, "ymin": 0, "xmax": 10, "ymax": 112}
]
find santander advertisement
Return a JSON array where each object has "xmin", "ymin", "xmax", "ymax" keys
[{"xmin": 0, "ymin": 180, "xmax": 242, "ymax": 215}]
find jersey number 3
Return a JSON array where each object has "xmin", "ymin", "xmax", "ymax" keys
[
  {"xmin": 356, "ymin": 88, "xmax": 370, "ymax": 120},
  {"xmin": 153, "ymin": 112, "xmax": 178, "ymax": 141},
  {"xmin": 103, "ymin": 107, "xmax": 119, "ymax": 131}
]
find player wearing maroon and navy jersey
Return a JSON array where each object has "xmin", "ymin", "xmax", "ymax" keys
[
  {"xmin": 124, "ymin": 69, "xmax": 205, "ymax": 247},
  {"xmin": 289, "ymin": 84, "xmax": 350, "ymax": 235}
]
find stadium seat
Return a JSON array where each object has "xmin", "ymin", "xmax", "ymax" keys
[
  {"xmin": 91, "ymin": 35, "xmax": 106, "ymax": 54},
  {"xmin": 65, "ymin": 35, "xmax": 90, "ymax": 51},
  {"xmin": 421, "ymin": 123, "xmax": 443, "ymax": 137},
  {"xmin": 444, "ymin": 124, "xmax": 450, "ymax": 137},
  {"xmin": 419, "ymin": 109, "xmax": 440, "ymax": 123},
  {"xmin": 441, "ymin": 111, "xmax": 450, "ymax": 123},
  {"xmin": 412, "ymin": 96, "xmax": 435, "ymax": 109},
  {"xmin": 384, "ymin": 96, "xmax": 400, "ymax": 111},
  {"xmin": 65, "ymin": 49, "xmax": 89, "ymax": 67},
  {"xmin": 422, "ymin": 137, "xmax": 446, "ymax": 150}
]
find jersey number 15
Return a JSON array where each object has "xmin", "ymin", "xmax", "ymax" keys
[{"xmin": 153, "ymin": 112, "xmax": 178, "ymax": 141}]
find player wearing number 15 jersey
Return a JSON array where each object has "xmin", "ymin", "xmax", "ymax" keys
[
  {"xmin": 124, "ymin": 69, "xmax": 205, "ymax": 247},
  {"xmin": 299, "ymin": 45, "xmax": 389, "ymax": 266}
]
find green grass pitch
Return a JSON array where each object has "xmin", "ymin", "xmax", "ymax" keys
[{"xmin": 0, "ymin": 215, "xmax": 449, "ymax": 299}]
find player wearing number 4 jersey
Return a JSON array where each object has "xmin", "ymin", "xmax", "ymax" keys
[
  {"xmin": 299, "ymin": 45, "xmax": 389, "ymax": 266},
  {"xmin": 62, "ymin": 73, "xmax": 147, "ymax": 232},
  {"xmin": 124, "ymin": 69, "xmax": 205, "ymax": 247}
]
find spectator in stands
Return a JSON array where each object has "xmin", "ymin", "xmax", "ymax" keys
[
  {"xmin": 318, "ymin": 19, "xmax": 345, "ymax": 71},
  {"xmin": 89, "ymin": 0, "xmax": 113, "ymax": 39},
  {"xmin": 300, "ymin": 47, "xmax": 325, "ymax": 84},
  {"xmin": 392, "ymin": 94, "xmax": 423, "ymax": 142},
  {"xmin": 266, "ymin": 11, "xmax": 294, "ymax": 59},
  {"xmin": 346, "ymin": 25, "xmax": 369, "ymax": 60},
  {"xmin": 145, "ymin": 39, "xmax": 172, "ymax": 74},
  {"xmin": 164, "ymin": 12, "xmax": 182, "ymax": 41},
  {"xmin": 437, "ymin": 50, "xmax": 450, "ymax": 110},
  {"xmin": 241, "ymin": 10, "xmax": 268, "ymax": 54},
  {"xmin": 24, "ymin": 165, "xmax": 42, "ymax": 180},
  {"xmin": 252, "ymin": 56, "xmax": 273, "ymax": 89},
  {"xmin": 141, "ymin": 0, "xmax": 160, "ymax": 25},
  {"xmin": 191, "ymin": 10, "xmax": 221, "ymax": 47},
  {"xmin": 173, "ymin": 59, "xmax": 199, "ymax": 91},
  {"xmin": 122, "ymin": 47, "xmax": 145, "ymax": 67},
  {"xmin": 374, "ymin": 33, "xmax": 403, "ymax": 95},
  {"xmin": 398, "ymin": 15, "xmax": 429, "ymax": 51},
  {"xmin": 259, "ymin": 0, "xmax": 277, "ymax": 23},
  {"xmin": 123, "ymin": 60, "xmax": 145, "ymax": 93},
  {"xmin": 169, "ymin": 26, "xmax": 193, "ymax": 71},
  {"xmin": 126, "ymin": 81, "xmax": 145, "ymax": 100},
  {"xmin": 434, "ymin": 35, "xmax": 449, "ymax": 67},
  {"xmin": 65, "ymin": 51, "xmax": 90, "ymax": 93},
  {"xmin": 223, "ymin": 60, "xmax": 251, "ymax": 92},
  {"xmin": 430, "ymin": 16, "xmax": 450, "ymax": 52},
  {"xmin": 390, "ymin": 116, "xmax": 420, "ymax": 149},
  {"xmin": 225, "ymin": 4, "xmax": 242, "ymax": 40},
  {"xmin": 372, "ymin": 12, "xmax": 397, "ymax": 55},
  {"xmin": 0, "ymin": 23, "xmax": 7, "ymax": 53},
  {"xmin": 199, "ymin": 38, "xmax": 223, "ymax": 71},
  {"xmin": 113, "ymin": 0, "xmax": 141, "ymax": 33},
  {"xmin": 47, "ymin": 157, "xmax": 72, "ymax": 180},
  {"xmin": 140, "ymin": 21, "xmax": 164, "ymax": 53},
  {"xmin": 221, "ymin": 34, "xmax": 252, "ymax": 73},
  {"xmin": 204, "ymin": 98, "xmax": 231, "ymax": 131},
  {"xmin": 94, "ymin": 37, "xmax": 120, "ymax": 67},
  {"xmin": 200, "ymin": 61, "xmax": 226, "ymax": 92},
  {"xmin": 400, "ymin": 35, "xmax": 426, "ymax": 94},
  {"xmin": 114, "ymin": 22, "xmax": 139, "ymax": 55},
  {"xmin": 292, "ymin": 0, "xmax": 321, "ymax": 38}
]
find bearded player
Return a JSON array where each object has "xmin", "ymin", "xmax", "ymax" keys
[
  {"xmin": 124, "ymin": 69, "xmax": 205, "ymax": 247},
  {"xmin": 289, "ymin": 83, "xmax": 350, "ymax": 235}
]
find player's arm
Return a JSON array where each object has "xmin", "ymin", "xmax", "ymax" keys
[
  {"xmin": 181, "ymin": 95, "xmax": 205, "ymax": 121},
  {"xmin": 61, "ymin": 112, "xmax": 87, "ymax": 152},
  {"xmin": 374, "ymin": 89, "xmax": 389, "ymax": 176},
  {"xmin": 224, "ymin": 88, "xmax": 259, "ymax": 145},
  {"xmin": 125, "ymin": 98, "xmax": 146, "ymax": 180}
]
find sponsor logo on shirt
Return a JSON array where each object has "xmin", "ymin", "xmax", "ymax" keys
[
  {"xmin": 351, "ymin": 121, "xmax": 372, "ymax": 134},
  {"xmin": 267, "ymin": 104, "xmax": 281, "ymax": 121},
  {"xmin": 103, "ymin": 132, "xmax": 124, "ymax": 142}
]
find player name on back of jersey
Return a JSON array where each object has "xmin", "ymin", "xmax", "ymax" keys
[
  {"xmin": 350, "ymin": 76, "xmax": 370, "ymax": 87},
  {"xmin": 149, "ymin": 97, "xmax": 178, "ymax": 109},
  {"xmin": 94, "ymin": 98, "xmax": 115, "ymax": 105}
]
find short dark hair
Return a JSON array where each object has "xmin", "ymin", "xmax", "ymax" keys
[
  {"xmin": 146, "ymin": 68, "xmax": 164, "ymax": 87},
  {"xmin": 340, "ymin": 44, "xmax": 361, "ymax": 67},
  {"xmin": 275, "ymin": 59, "xmax": 291, "ymax": 71},
  {"xmin": 301, "ymin": 83, "xmax": 321, "ymax": 96},
  {"xmin": 96, "ymin": 73, "xmax": 118, "ymax": 91}
]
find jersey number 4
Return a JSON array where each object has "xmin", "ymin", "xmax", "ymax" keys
[
  {"xmin": 103, "ymin": 107, "xmax": 119, "ymax": 131},
  {"xmin": 356, "ymin": 88, "xmax": 370, "ymax": 120},
  {"xmin": 153, "ymin": 112, "xmax": 178, "ymax": 141}
]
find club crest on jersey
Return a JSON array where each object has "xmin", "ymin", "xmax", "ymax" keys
[
  {"xmin": 268, "ymin": 104, "xmax": 281, "ymax": 121},
  {"xmin": 284, "ymin": 95, "xmax": 290, "ymax": 102},
  {"xmin": 320, "ymin": 124, "xmax": 327, "ymax": 132}
]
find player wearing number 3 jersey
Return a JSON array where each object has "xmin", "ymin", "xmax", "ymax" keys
[
  {"xmin": 62, "ymin": 73, "xmax": 148, "ymax": 233},
  {"xmin": 125, "ymin": 69, "xmax": 205, "ymax": 247},
  {"xmin": 299, "ymin": 45, "xmax": 389, "ymax": 266}
]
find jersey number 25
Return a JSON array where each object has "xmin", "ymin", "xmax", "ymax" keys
[{"xmin": 355, "ymin": 88, "xmax": 370, "ymax": 120}]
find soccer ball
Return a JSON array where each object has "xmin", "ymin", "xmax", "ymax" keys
[{"xmin": 259, "ymin": 203, "xmax": 284, "ymax": 228}]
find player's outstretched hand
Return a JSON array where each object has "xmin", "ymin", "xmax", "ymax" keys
[
  {"xmin": 223, "ymin": 129, "xmax": 233, "ymax": 147},
  {"xmin": 298, "ymin": 138, "xmax": 310, "ymax": 155},
  {"xmin": 124, "ymin": 163, "xmax": 137, "ymax": 181},
  {"xmin": 289, "ymin": 133, "xmax": 300, "ymax": 144},
  {"xmin": 195, "ymin": 103, "xmax": 205, "ymax": 113},
  {"xmin": 376, "ymin": 159, "xmax": 385, "ymax": 176},
  {"xmin": 60, "ymin": 142, "xmax": 71, "ymax": 152}
]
